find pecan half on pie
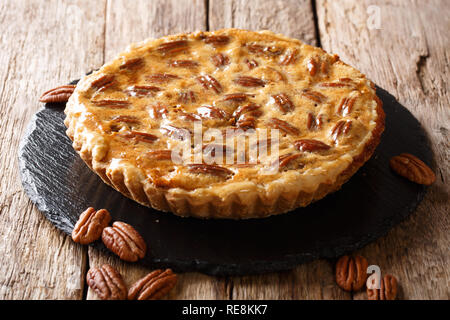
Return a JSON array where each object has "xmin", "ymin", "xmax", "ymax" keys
[{"xmin": 65, "ymin": 29, "xmax": 384, "ymax": 219}]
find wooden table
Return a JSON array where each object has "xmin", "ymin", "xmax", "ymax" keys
[{"xmin": 0, "ymin": 0, "xmax": 448, "ymax": 300}]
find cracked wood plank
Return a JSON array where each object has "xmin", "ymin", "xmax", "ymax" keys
[
  {"xmin": 86, "ymin": 0, "xmax": 227, "ymax": 300},
  {"xmin": 0, "ymin": 0, "xmax": 106, "ymax": 299},
  {"xmin": 317, "ymin": 0, "xmax": 449, "ymax": 299},
  {"xmin": 209, "ymin": 0, "xmax": 348, "ymax": 300}
]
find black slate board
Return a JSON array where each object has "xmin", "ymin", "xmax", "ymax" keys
[{"xmin": 18, "ymin": 86, "xmax": 432, "ymax": 276}]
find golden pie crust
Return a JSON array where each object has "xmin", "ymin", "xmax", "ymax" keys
[{"xmin": 65, "ymin": 29, "xmax": 385, "ymax": 219}]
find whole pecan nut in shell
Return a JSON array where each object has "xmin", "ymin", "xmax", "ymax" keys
[
  {"xmin": 335, "ymin": 255, "xmax": 368, "ymax": 291},
  {"xmin": 102, "ymin": 221, "xmax": 147, "ymax": 262},
  {"xmin": 367, "ymin": 274, "xmax": 398, "ymax": 300},
  {"xmin": 72, "ymin": 207, "xmax": 111, "ymax": 244},
  {"xmin": 128, "ymin": 269, "xmax": 177, "ymax": 300},
  {"xmin": 389, "ymin": 153, "xmax": 435, "ymax": 185},
  {"xmin": 86, "ymin": 264, "xmax": 127, "ymax": 300}
]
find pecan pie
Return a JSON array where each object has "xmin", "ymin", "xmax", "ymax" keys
[{"xmin": 65, "ymin": 29, "xmax": 384, "ymax": 219}]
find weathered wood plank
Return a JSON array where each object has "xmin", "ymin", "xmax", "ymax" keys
[
  {"xmin": 317, "ymin": 0, "xmax": 449, "ymax": 300},
  {"xmin": 231, "ymin": 260, "xmax": 348, "ymax": 300},
  {"xmin": 209, "ymin": 0, "xmax": 317, "ymax": 46},
  {"xmin": 2, "ymin": 0, "xmax": 447, "ymax": 300},
  {"xmin": 104, "ymin": 0, "xmax": 208, "ymax": 61},
  {"xmin": 86, "ymin": 0, "xmax": 228, "ymax": 300},
  {"xmin": 0, "ymin": 0, "xmax": 106, "ymax": 299},
  {"xmin": 208, "ymin": 0, "xmax": 348, "ymax": 300}
]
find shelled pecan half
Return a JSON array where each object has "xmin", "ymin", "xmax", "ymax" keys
[
  {"xmin": 203, "ymin": 35, "xmax": 230, "ymax": 46},
  {"xmin": 277, "ymin": 153, "xmax": 304, "ymax": 170},
  {"xmin": 169, "ymin": 60, "xmax": 199, "ymax": 68},
  {"xmin": 232, "ymin": 103, "xmax": 261, "ymax": 121},
  {"xmin": 179, "ymin": 111, "xmax": 202, "ymax": 122},
  {"xmin": 389, "ymin": 153, "xmax": 435, "ymax": 185},
  {"xmin": 128, "ymin": 269, "xmax": 177, "ymax": 300},
  {"xmin": 160, "ymin": 125, "xmax": 191, "ymax": 141},
  {"xmin": 72, "ymin": 207, "xmax": 111, "ymax": 245},
  {"xmin": 119, "ymin": 58, "xmax": 144, "ymax": 70},
  {"xmin": 367, "ymin": 274, "xmax": 398, "ymax": 300},
  {"xmin": 149, "ymin": 104, "xmax": 168, "ymax": 119},
  {"xmin": 111, "ymin": 115, "xmax": 141, "ymax": 125},
  {"xmin": 246, "ymin": 43, "xmax": 283, "ymax": 56},
  {"xmin": 236, "ymin": 113, "xmax": 258, "ymax": 130},
  {"xmin": 318, "ymin": 79, "xmax": 354, "ymax": 88},
  {"xmin": 102, "ymin": 221, "xmax": 147, "ymax": 262},
  {"xmin": 187, "ymin": 163, "xmax": 233, "ymax": 177},
  {"xmin": 306, "ymin": 57, "xmax": 318, "ymax": 76},
  {"xmin": 272, "ymin": 93, "xmax": 294, "ymax": 113},
  {"xmin": 39, "ymin": 85, "xmax": 76, "ymax": 103},
  {"xmin": 178, "ymin": 90, "xmax": 197, "ymax": 104},
  {"xmin": 335, "ymin": 255, "xmax": 368, "ymax": 291},
  {"xmin": 337, "ymin": 96, "xmax": 357, "ymax": 116},
  {"xmin": 307, "ymin": 113, "xmax": 325, "ymax": 130},
  {"xmin": 91, "ymin": 74, "xmax": 115, "ymax": 91},
  {"xmin": 197, "ymin": 75, "xmax": 222, "ymax": 93},
  {"xmin": 244, "ymin": 58, "xmax": 258, "ymax": 69},
  {"xmin": 91, "ymin": 99, "xmax": 130, "ymax": 108},
  {"xmin": 301, "ymin": 89, "xmax": 326, "ymax": 104},
  {"xmin": 146, "ymin": 73, "xmax": 180, "ymax": 83},
  {"xmin": 119, "ymin": 131, "xmax": 158, "ymax": 144},
  {"xmin": 331, "ymin": 120, "xmax": 352, "ymax": 142},
  {"xmin": 211, "ymin": 53, "xmax": 230, "ymax": 67},
  {"xmin": 197, "ymin": 105, "xmax": 228, "ymax": 119},
  {"xmin": 157, "ymin": 40, "xmax": 189, "ymax": 55},
  {"xmin": 146, "ymin": 150, "xmax": 173, "ymax": 160},
  {"xmin": 280, "ymin": 49, "xmax": 298, "ymax": 65},
  {"xmin": 267, "ymin": 117, "xmax": 299, "ymax": 136},
  {"xmin": 223, "ymin": 93, "xmax": 255, "ymax": 103},
  {"xmin": 126, "ymin": 85, "xmax": 161, "ymax": 97},
  {"xmin": 294, "ymin": 139, "xmax": 330, "ymax": 152},
  {"xmin": 233, "ymin": 76, "xmax": 265, "ymax": 87},
  {"xmin": 86, "ymin": 264, "xmax": 127, "ymax": 300}
]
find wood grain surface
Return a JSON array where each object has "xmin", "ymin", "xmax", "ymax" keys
[
  {"xmin": 317, "ymin": 0, "xmax": 449, "ymax": 300},
  {"xmin": 0, "ymin": 0, "xmax": 448, "ymax": 300}
]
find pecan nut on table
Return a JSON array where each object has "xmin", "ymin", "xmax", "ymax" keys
[
  {"xmin": 367, "ymin": 274, "xmax": 398, "ymax": 300},
  {"xmin": 102, "ymin": 221, "xmax": 147, "ymax": 262},
  {"xmin": 128, "ymin": 268, "xmax": 177, "ymax": 300},
  {"xmin": 335, "ymin": 255, "xmax": 369, "ymax": 292},
  {"xmin": 86, "ymin": 264, "xmax": 127, "ymax": 300},
  {"xmin": 71, "ymin": 207, "xmax": 111, "ymax": 244},
  {"xmin": 390, "ymin": 153, "xmax": 436, "ymax": 185}
]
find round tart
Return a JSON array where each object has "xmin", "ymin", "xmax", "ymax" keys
[{"xmin": 65, "ymin": 29, "xmax": 384, "ymax": 219}]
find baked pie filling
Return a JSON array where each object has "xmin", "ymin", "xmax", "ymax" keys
[{"xmin": 65, "ymin": 29, "xmax": 384, "ymax": 218}]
